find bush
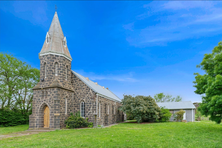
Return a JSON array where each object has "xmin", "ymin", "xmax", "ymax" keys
[
  {"xmin": 65, "ymin": 112, "xmax": 91, "ymax": 128},
  {"xmin": 88, "ymin": 122, "xmax": 93, "ymax": 128},
  {"xmin": 0, "ymin": 109, "xmax": 31, "ymax": 127},
  {"xmin": 159, "ymin": 107, "xmax": 172, "ymax": 122},
  {"xmin": 175, "ymin": 110, "xmax": 185, "ymax": 122}
]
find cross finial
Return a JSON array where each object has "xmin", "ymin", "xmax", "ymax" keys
[{"xmin": 55, "ymin": 5, "xmax": 57, "ymax": 12}]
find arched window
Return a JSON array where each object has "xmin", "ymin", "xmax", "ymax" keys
[
  {"xmin": 45, "ymin": 91, "xmax": 47, "ymax": 99},
  {"xmin": 80, "ymin": 102, "xmax": 85, "ymax": 117},
  {"xmin": 107, "ymin": 105, "xmax": 109, "ymax": 115},
  {"xmin": 44, "ymin": 63, "xmax": 47, "ymax": 78},
  {"xmin": 114, "ymin": 106, "xmax": 115, "ymax": 114},
  {"xmin": 105, "ymin": 104, "xmax": 107, "ymax": 114},
  {"xmin": 42, "ymin": 91, "xmax": 44, "ymax": 99},
  {"xmin": 55, "ymin": 62, "xmax": 58, "ymax": 76},
  {"xmin": 99, "ymin": 103, "xmax": 101, "ymax": 118},
  {"xmin": 66, "ymin": 66, "xmax": 68, "ymax": 80},
  {"xmin": 65, "ymin": 98, "xmax": 67, "ymax": 115}
]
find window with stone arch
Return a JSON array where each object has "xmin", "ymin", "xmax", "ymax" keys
[
  {"xmin": 42, "ymin": 91, "xmax": 44, "ymax": 99},
  {"xmin": 80, "ymin": 101, "xmax": 85, "ymax": 117},
  {"xmin": 45, "ymin": 91, "xmax": 48, "ymax": 99},
  {"xmin": 114, "ymin": 106, "xmax": 116, "ymax": 115},
  {"xmin": 104, "ymin": 104, "xmax": 107, "ymax": 114},
  {"xmin": 44, "ymin": 63, "xmax": 47, "ymax": 78},
  {"xmin": 65, "ymin": 97, "xmax": 67, "ymax": 115},
  {"xmin": 55, "ymin": 62, "xmax": 58, "ymax": 76}
]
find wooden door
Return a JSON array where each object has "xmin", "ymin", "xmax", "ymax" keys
[{"xmin": 44, "ymin": 106, "xmax": 50, "ymax": 128}]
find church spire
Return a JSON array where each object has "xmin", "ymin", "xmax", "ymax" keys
[{"xmin": 39, "ymin": 11, "xmax": 72, "ymax": 61}]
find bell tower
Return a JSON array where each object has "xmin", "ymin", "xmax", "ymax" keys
[{"xmin": 29, "ymin": 11, "xmax": 74, "ymax": 129}]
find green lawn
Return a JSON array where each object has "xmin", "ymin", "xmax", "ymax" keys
[
  {"xmin": 0, "ymin": 124, "xmax": 29, "ymax": 135},
  {"xmin": 0, "ymin": 121, "xmax": 222, "ymax": 148}
]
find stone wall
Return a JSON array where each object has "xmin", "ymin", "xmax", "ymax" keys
[{"xmin": 97, "ymin": 95, "xmax": 123, "ymax": 126}]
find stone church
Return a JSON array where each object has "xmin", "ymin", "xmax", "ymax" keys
[{"xmin": 29, "ymin": 12, "xmax": 123, "ymax": 129}]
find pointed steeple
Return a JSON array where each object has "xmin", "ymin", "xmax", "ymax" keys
[{"xmin": 39, "ymin": 12, "xmax": 72, "ymax": 61}]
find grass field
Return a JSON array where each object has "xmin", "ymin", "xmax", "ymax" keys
[
  {"xmin": 0, "ymin": 121, "xmax": 221, "ymax": 148},
  {"xmin": 0, "ymin": 124, "xmax": 29, "ymax": 135}
]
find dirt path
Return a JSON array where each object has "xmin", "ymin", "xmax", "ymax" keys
[
  {"xmin": 0, "ymin": 123, "xmax": 119, "ymax": 140},
  {"xmin": 0, "ymin": 130, "xmax": 52, "ymax": 140}
]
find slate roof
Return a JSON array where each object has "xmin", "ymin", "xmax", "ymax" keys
[
  {"xmin": 40, "ymin": 12, "xmax": 72, "ymax": 60},
  {"xmin": 72, "ymin": 70, "xmax": 121, "ymax": 102},
  {"xmin": 157, "ymin": 101, "xmax": 196, "ymax": 110}
]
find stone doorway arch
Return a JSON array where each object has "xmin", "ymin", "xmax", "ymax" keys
[
  {"xmin": 38, "ymin": 103, "xmax": 51, "ymax": 128},
  {"xmin": 44, "ymin": 106, "xmax": 50, "ymax": 128}
]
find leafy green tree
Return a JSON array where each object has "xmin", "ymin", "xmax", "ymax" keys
[
  {"xmin": 194, "ymin": 41, "xmax": 222, "ymax": 124},
  {"xmin": 159, "ymin": 107, "xmax": 172, "ymax": 122},
  {"xmin": 0, "ymin": 53, "xmax": 39, "ymax": 112},
  {"xmin": 154, "ymin": 93, "xmax": 182, "ymax": 102},
  {"xmin": 119, "ymin": 95, "xmax": 161, "ymax": 123}
]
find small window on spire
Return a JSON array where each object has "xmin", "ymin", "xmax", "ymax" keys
[
  {"xmin": 46, "ymin": 32, "xmax": 50, "ymax": 44},
  {"xmin": 63, "ymin": 37, "xmax": 67, "ymax": 47}
]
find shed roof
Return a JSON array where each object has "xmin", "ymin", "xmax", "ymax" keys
[
  {"xmin": 157, "ymin": 101, "xmax": 196, "ymax": 110},
  {"xmin": 72, "ymin": 70, "xmax": 121, "ymax": 102}
]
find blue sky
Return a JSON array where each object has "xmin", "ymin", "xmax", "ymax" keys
[{"xmin": 1, "ymin": 1, "xmax": 222, "ymax": 102}]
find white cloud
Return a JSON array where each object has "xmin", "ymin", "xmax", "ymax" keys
[
  {"xmin": 123, "ymin": 1, "xmax": 222, "ymax": 47},
  {"xmin": 162, "ymin": 1, "xmax": 215, "ymax": 10},
  {"xmin": 74, "ymin": 70, "xmax": 138, "ymax": 82}
]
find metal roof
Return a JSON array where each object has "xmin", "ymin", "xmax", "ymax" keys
[
  {"xmin": 157, "ymin": 101, "xmax": 196, "ymax": 110},
  {"xmin": 72, "ymin": 70, "xmax": 121, "ymax": 102}
]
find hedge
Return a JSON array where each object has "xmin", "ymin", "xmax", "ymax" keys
[{"xmin": 0, "ymin": 109, "xmax": 31, "ymax": 127}]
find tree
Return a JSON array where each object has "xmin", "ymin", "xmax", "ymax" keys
[
  {"xmin": 154, "ymin": 93, "xmax": 182, "ymax": 102},
  {"xmin": 119, "ymin": 95, "xmax": 161, "ymax": 123},
  {"xmin": 0, "ymin": 53, "xmax": 39, "ymax": 112},
  {"xmin": 193, "ymin": 41, "xmax": 222, "ymax": 124}
]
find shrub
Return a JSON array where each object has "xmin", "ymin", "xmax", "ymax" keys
[
  {"xmin": 65, "ymin": 112, "xmax": 90, "ymax": 128},
  {"xmin": 88, "ymin": 122, "xmax": 93, "ymax": 128},
  {"xmin": 159, "ymin": 107, "xmax": 172, "ymax": 122},
  {"xmin": 175, "ymin": 110, "xmax": 185, "ymax": 122}
]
